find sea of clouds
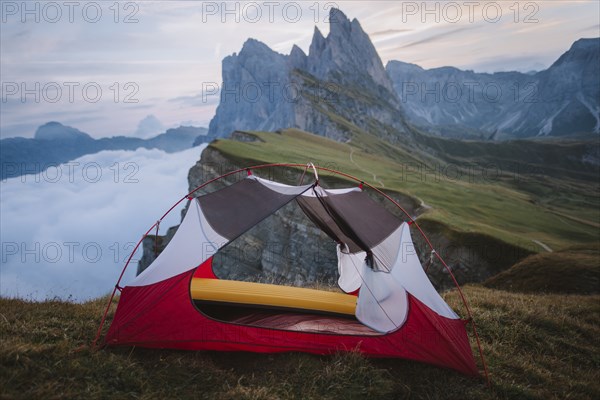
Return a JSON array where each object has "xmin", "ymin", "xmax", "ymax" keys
[{"xmin": 0, "ymin": 145, "xmax": 207, "ymax": 301}]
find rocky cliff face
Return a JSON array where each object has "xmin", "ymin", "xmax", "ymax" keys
[
  {"xmin": 207, "ymin": 8, "xmax": 410, "ymax": 143},
  {"xmin": 387, "ymin": 38, "xmax": 600, "ymax": 139},
  {"xmin": 532, "ymin": 38, "xmax": 600, "ymax": 137},
  {"xmin": 303, "ymin": 10, "xmax": 393, "ymax": 94},
  {"xmin": 207, "ymin": 39, "xmax": 295, "ymax": 138}
]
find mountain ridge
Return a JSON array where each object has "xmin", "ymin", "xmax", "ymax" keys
[
  {"xmin": 0, "ymin": 122, "xmax": 210, "ymax": 180},
  {"xmin": 207, "ymin": 7, "xmax": 598, "ymax": 141},
  {"xmin": 387, "ymin": 37, "xmax": 600, "ymax": 139}
]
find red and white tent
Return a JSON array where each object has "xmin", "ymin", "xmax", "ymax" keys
[{"xmin": 97, "ymin": 165, "xmax": 485, "ymax": 378}]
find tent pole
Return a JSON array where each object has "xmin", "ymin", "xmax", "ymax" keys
[
  {"xmin": 297, "ymin": 164, "xmax": 309, "ymax": 185},
  {"xmin": 92, "ymin": 223, "xmax": 156, "ymax": 349},
  {"xmin": 153, "ymin": 221, "xmax": 160, "ymax": 257}
]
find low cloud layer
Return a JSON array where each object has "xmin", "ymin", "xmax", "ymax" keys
[{"xmin": 0, "ymin": 145, "xmax": 207, "ymax": 301}]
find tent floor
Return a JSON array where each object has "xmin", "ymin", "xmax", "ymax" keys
[{"xmin": 194, "ymin": 301, "xmax": 381, "ymax": 336}]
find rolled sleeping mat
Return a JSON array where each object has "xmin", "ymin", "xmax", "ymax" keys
[{"xmin": 190, "ymin": 278, "xmax": 357, "ymax": 316}]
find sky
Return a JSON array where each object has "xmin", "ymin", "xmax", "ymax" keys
[
  {"xmin": 1, "ymin": 144, "xmax": 207, "ymax": 301},
  {"xmin": 1, "ymin": 0, "xmax": 599, "ymax": 139}
]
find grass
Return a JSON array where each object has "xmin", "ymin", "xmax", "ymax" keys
[
  {"xmin": 485, "ymin": 244, "xmax": 600, "ymax": 294},
  {"xmin": 1, "ymin": 286, "xmax": 599, "ymax": 399},
  {"xmin": 209, "ymin": 129, "xmax": 599, "ymax": 252}
]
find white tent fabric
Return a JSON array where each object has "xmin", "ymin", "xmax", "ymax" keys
[
  {"xmin": 336, "ymin": 244, "xmax": 367, "ymax": 293},
  {"xmin": 303, "ymin": 186, "xmax": 362, "ymax": 197},
  {"xmin": 354, "ymin": 222, "xmax": 458, "ymax": 332},
  {"xmin": 129, "ymin": 199, "xmax": 226, "ymax": 287},
  {"xmin": 370, "ymin": 224, "xmax": 403, "ymax": 272},
  {"xmin": 390, "ymin": 223, "xmax": 458, "ymax": 319},
  {"xmin": 249, "ymin": 175, "xmax": 314, "ymax": 196},
  {"xmin": 356, "ymin": 266, "xmax": 409, "ymax": 333}
]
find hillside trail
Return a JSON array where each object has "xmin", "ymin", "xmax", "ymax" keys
[
  {"xmin": 532, "ymin": 240, "xmax": 553, "ymax": 252},
  {"xmin": 344, "ymin": 143, "xmax": 434, "ymax": 212},
  {"xmin": 345, "ymin": 144, "xmax": 385, "ymax": 188}
]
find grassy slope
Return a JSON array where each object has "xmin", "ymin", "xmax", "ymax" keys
[
  {"xmin": 485, "ymin": 244, "xmax": 600, "ymax": 294},
  {"xmin": 210, "ymin": 129, "xmax": 599, "ymax": 251},
  {"xmin": 1, "ymin": 287, "xmax": 598, "ymax": 399}
]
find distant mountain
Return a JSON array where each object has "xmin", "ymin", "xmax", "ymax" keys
[
  {"xmin": 34, "ymin": 121, "xmax": 92, "ymax": 141},
  {"xmin": 387, "ymin": 38, "xmax": 600, "ymax": 139},
  {"xmin": 208, "ymin": 8, "xmax": 597, "ymax": 142},
  {"xmin": 208, "ymin": 8, "xmax": 411, "ymax": 143},
  {"xmin": 1, "ymin": 122, "xmax": 208, "ymax": 180}
]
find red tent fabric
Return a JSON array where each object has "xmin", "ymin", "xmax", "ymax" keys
[{"xmin": 106, "ymin": 267, "xmax": 478, "ymax": 376}]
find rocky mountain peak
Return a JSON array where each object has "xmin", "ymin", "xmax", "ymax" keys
[
  {"xmin": 240, "ymin": 38, "xmax": 275, "ymax": 57},
  {"xmin": 570, "ymin": 37, "xmax": 599, "ymax": 52},
  {"xmin": 308, "ymin": 27, "xmax": 326, "ymax": 58},
  {"xmin": 386, "ymin": 60, "xmax": 425, "ymax": 75},
  {"xmin": 550, "ymin": 37, "xmax": 599, "ymax": 68},
  {"xmin": 208, "ymin": 36, "xmax": 292, "ymax": 137},
  {"xmin": 207, "ymin": 7, "xmax": 409, "ymax": 139},
  {"xmin": 328, "ymin": 7, "xmax": 352, "ymax": 36},
  {"xmin": 289, "ymin": 44, "xmax": 307, "ymax": 69},
  {"xmin": 306, "ymin": 8, "xmax": 394, "ymax": 92}
]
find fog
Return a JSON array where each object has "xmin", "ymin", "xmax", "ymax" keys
[{"xmin": 0, "ymin": 145, "xmax": 207, "ymax": 301}]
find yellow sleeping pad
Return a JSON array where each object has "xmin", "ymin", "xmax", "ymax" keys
[{"xmin": 191, "ymin": 278, "xmax": 357, "ymax": 316}]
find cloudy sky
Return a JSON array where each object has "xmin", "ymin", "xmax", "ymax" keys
[{"xmin": 1, "ymin": 0, "xmax": 598, "ymax": 139}]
